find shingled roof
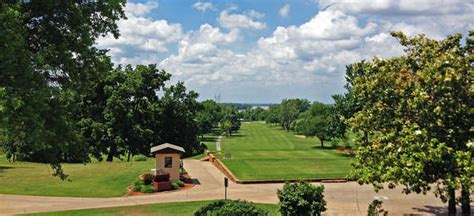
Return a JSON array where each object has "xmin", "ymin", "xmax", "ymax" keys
[{"xmin": 150, "ymin": 143, "xmax": 185, "ymax": 154}]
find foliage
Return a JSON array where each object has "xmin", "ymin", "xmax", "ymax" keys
[
  {"xmin": 348, "ymin": 32, "xmax": 473, "ymax": 215},
  {"xmin": 195, "ymin": 100, "xmax": 222, "ymax": 136},
  {"xmin": 294, "ymin": 102, "xmax": 333, "ymax": 148},
  {"xmin": 143, "ymin": 173, "xmax": 154, "ymax": 185},
  {"xmin": 278, "ymin": 99, "xmax": 310, "ymax": 131},
  {"xmin": 0, "ymin": 0, "xmax": 125, "ymax": 178},
  {"xmin": 171, "ymin": 182, "xmax": 179, "ymax": 190},
  {"xmin": 277, "ymin": 181, "xmax": 326, "ymax": 216},
  {"xmin": 141, "ymin": 185, "xmax": 155, "ymax": 193},
  {"xmin": 158, "ymin": 82, "xmax": 202, "ymax": 157},
  {"xmin": 174, "ymin": 180, "xmax": 185, "ymax": 187},
  {"xmin": 133, "ymin": 185, "xmax": 142, "ymax": 192},
  {"xmin": 194, "ymin": 200, "xmax": 269, "ymax": 216},
  {"xmin": 265, "ymin": 106, "xmax": 280, "ymax": 125},
  {"xmin": 242, "ymin": 107, "xmax": 269, "ymax": 121},
  {"xmin": 134, "ymin": 179, "xmax": 144, "ymax": 187},
  {"xmin": 367, "ymin": 199, "xmax": 388, "ymax": 216},
  {"xmin": 220, "ymin": 107, "xmax": 241, "ymax": 136}
]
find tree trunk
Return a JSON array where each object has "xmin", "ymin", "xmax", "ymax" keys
[
  {"xmin": 320, "ymin": 139, "xmax": 324, "ymax": 149},
  {"xmin": 448, "ymin": 186, "xmax": 456, "ymax": 216},
  {"xmin": 106, "ymin": 142, "xmax": 117, "ymax": 162},
  {"xmin": 461, "ymin": 183, "xmax": 471, "ymax": 216},
  {"xmin": 127, "ymin": 151, "xmax": 131, "ymax": 162}
]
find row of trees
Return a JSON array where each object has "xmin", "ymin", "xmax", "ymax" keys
[
  {"xmin": 0, "ymin": 1, "xmax": 204, "ymax": 178},
  {"xmin": 261, "ymin": 99, "xmax": 343, "ymax": 148},
  {"xmin": 196, "ymin": 100, "xmax": 241, "ymax": 137}
]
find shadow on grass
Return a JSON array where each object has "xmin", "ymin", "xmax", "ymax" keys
[
  {"xmin": 227, "ymin": 134, "xmax": 245, "ymax": 138},
  {"xmin": 310, "ymin": 145, "xmax": 338, "ymax": 150},
  {"xmin": 200, "ymin": 137, "xmax": 218, "ymax": 142},
  {"xmin": 0, "ymin": 165, "xmax": 27, "ymax": 177},
  {"xmin": 310, "ymin": 146, "xmax": 355, "ymax": 158}
]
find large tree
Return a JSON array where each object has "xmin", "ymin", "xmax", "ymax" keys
[
  {"xmin": 278, "ymin": 99, "xmax": 310, "ymax": 131},
  {"xmin": 295, "ymin": 102, "xmax": 333, "ymax": 148},
  {"xmin": 0, "ymin": 1, "xmax": 125, "ymax": 176},
  {"xmin": 195, "ymin": 100, "xmax": 224, "ymax": 137},
  {"xmin": 348, "ymin": 32, "xmax": 473, "ymax": 215},
  {"xmin": 158, "ymin": 82, "xmax": 201, "ymax": 157}
]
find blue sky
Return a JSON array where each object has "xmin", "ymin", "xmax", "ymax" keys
[{"xmin": 97, "ymin": 0, "xmax": 473, "ymax": 103}]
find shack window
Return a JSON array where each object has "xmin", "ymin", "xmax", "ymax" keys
[{"xmin": 164, "ymin": 157, "xmax": 172, "ymax": 168}]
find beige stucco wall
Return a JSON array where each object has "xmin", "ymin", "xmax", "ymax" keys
[{"xmin": 155, "ymin": 153, "xmax": 181, "ymax": 181}]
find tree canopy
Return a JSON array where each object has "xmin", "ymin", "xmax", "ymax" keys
[
  {"xmin": 295, "ymin": 102, "xmax": 333, "ymax": 148},
  {"xmin": 348, "ymin": 31, "xmax": 473, "ymax": 215},
  {"xmin": 0, "ymin": 1, "xmax": 125, "ymax": 177}
]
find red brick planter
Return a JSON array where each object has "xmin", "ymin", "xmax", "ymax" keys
[{"xmin": 153, "ymin": 181, "xmax": 172, "ymax": 192}]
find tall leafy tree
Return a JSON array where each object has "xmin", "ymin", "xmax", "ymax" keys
[
  {"xmin": 0, "ymin": 1, "xmax": 125, "ymax": 176},
  {"xmin": 278, "ymin": 99, "xmax": 310, "ymax": 131},
  {"xmin": 348, "ymin": 32, "xmax": 473, "ymax": 215},
  {"xmin": 195, "ymin": 100, "xmax": 224, "ymax": 136},
  {"xmin": 295, "ymin": 102, "xmax": 333, "ymax": 148},
  {"xmin": 158, "ymin": 82, "xmax": 201, "ymax": 156},
  {"xmin": 220, "ymin": 106, "xmax": 241, "ymax": 136},
  {"xmin": 100, "ymin": 65, "xmax": 170, "ymax": 161}
]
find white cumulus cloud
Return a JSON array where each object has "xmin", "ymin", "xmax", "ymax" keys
[
  {"xmin": 218, "ymin": 10, "xmax": 266, "ymax": 30},
  {"xmin": 193, "ymin": 2, "xmax": 215, "ymax": 12}
]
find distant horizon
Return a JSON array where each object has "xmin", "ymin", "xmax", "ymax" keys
[{"xmin": 99, "ymin": 0, "xmax": 472, "ymax": 102}]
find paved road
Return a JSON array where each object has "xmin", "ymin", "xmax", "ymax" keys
[{"xmin": 0, "ymin": 159, "xmax": 463, "ymax": 215}]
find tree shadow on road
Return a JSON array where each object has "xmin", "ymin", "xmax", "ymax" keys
[{"xmin": 411, "ymin": 205, "xmax": 453, "ymax": 215}]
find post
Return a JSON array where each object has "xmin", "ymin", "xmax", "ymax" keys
[{"xmin": 224, "ymin": 177, "xmax": 228, "ymax": 200}]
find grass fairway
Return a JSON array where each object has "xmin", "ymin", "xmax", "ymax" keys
[
  {"xmin": 29, "ymin": 201, "xmax": 280, "ymax": 216},
  {"xmin": 0, "ymin": 132, "xmax": 220, "ymax": 197},
  {"xmin": 0, "ymin": 155, "xmax": 154, "ymax": 197},
  {"xmin": 219, "ymin": 122, "xmax": 353, "ymax": 180}
]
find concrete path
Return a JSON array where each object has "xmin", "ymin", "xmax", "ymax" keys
[
  {"xmin": 215, "ymin": 135, "xmax": 222, "ymax": 151},
  {"xmin": 0, "ymin": 159, "xmax": 462, "ymax": 215}
]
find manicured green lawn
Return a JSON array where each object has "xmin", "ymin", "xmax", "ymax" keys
[
  {"xmin": 28, "ymin": 200, "xmax": 280, "ymax": 216},
  {"xmin": 0, "ymin": 155, "xmax": 154, "ymax": 197},
  {"xmin": 219, "ymin": 122, "xmax": 353, "ymax": 180}
]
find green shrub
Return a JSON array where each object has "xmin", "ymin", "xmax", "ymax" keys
[
  {"xmin": 174, "ymin": 180, "xmax": 185, "ymax": 187},
  {"xmin": 171, "ymin": 182, "xmax": 179, "ymax": 190},
  {"xmin": 367, "ymin": 199, "xmax": 388, "ymax": 216},
  {"xmin": 134, "ymin": 179, "xmax": 144, "ymax": 187},
  {"xmin": 194, "ymin": 200, "xmax": 268, "ymax": 216},
  {"xmin": 141, "ymin": 185, "xmax": 155, "ymax": 193},
  {"xmin": 277, "ymin": 181, "xmax": 326, "ymax": 216},
  {"xmin": 143, "ymin": 173, "xmax": 154, "ymax": 185},
  {"xmin": 133, "ymin": 185, "xmax": 142, "ymax": 192},
  {"xmin": 133, "ymin": 155, "xmax": 148, "ymax": 161}
]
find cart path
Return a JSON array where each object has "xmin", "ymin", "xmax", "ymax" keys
[
  {"xmin": 215, "ymin": 135, "xmax": 222, "ymax": 151},
  {"xmin": 0, "ymin": 159, "xmax": 458, "ymax": 215}
]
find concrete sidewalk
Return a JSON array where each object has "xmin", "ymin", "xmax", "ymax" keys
[{"xmin": 0, "ymin": 159, "xmax": 459, "ymax": 215}]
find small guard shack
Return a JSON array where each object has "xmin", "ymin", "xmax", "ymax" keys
[{"xmin": 150, "ymin": 143, "xmax": 185, "ymax": 181}]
